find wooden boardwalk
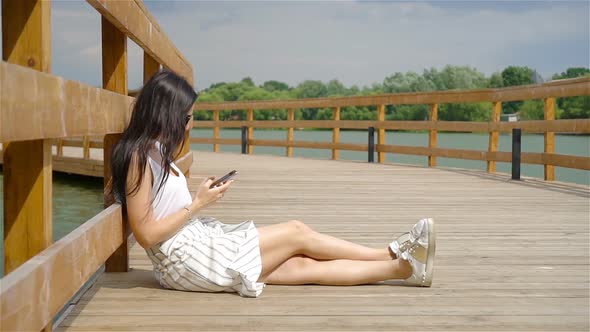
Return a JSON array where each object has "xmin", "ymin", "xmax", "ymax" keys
[{"xmin": 56, "ymin": 151, "xmax": 589, "ymax": 331}]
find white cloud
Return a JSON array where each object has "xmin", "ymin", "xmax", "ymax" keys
[{"xmin": 3, "ymin": 1, "xmax": 587, "ymax": 90}]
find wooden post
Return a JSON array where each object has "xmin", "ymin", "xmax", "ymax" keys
[
  {"xmin": 102, "ymin": 16, "xmax": 129, "ymax": 272},
  {"xmin": 143, "ymin": 51, "xmax": 160, "ymax": 83},
  {"xmin": 428, "ymin": 103, "xmax": 438, "ymax": 167},
  {"xmin": 377, "ymin": 104, "xmax": 385, "ymax": 163},
  {"xmin": 487, "ymin": 102, "xmax": 501, "ymax": 172},
  {"xmin": 213, "ymin": 110, "xmax": 220, "ymax": 152},
  {"xmin": 83, "ymin": 136, "xmax": 90, "ymax": 159},
  {"xmin": 287, "ymin": 109, "xmax": 294, "ymax": 157},
  {"xmin": 544, "ymin": 97, "xmax": 556, "ymax": 181},
  {"xmin": 2, "ymin": 0, "xmax": 53, "ymax": 277},
  {"xmin": 57, "ymin": 139, "xmax": 64, "ymax": 157},
  {"xmin": 332, "ymin": 107, "xmax": 341, "ymax": 160},
  {"xmin": 247, "ymin": 109, "xmax": 254, "ymax": 154}
]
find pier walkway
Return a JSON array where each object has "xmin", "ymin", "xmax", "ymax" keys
[{"xmin": 56, "ymin": 151, "xmax": 590, "ymax": 331}]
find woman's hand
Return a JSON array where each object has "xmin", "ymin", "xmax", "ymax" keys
[{"xmin": 191, "ymin": 176, "xmax": 233, "ymax": 211}]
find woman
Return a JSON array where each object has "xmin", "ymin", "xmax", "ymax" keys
[{"xmin": 109, "ymin": 70, "xmax": 436, "ymax": 298}]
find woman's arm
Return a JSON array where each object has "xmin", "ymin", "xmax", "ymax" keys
[{"xmin": 125, "ymin": 152, "xmax": 232, "ymax": 249}]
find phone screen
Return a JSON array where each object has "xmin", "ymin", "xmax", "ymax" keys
[{"xmin": 209, "ymin": 170, "xmax": 238, "ymax": 188}]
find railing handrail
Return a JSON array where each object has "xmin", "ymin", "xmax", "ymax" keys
[{"xmin": 194, "ymin": 76, "xmax": 590, "ymax": 110}]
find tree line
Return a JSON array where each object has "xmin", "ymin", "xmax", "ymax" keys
[{"xmin": 195, "ymin": 66, "xmax": 590, "ymax": 122}]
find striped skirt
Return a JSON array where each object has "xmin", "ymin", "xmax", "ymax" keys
[{"xmin": 146, "ymin": 216, "xmax": 266, "ymax": 297}]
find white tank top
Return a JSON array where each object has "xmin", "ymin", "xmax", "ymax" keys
[{"xmin": 146, "ymin": 141, "xmax": 193, "ymax": 252}]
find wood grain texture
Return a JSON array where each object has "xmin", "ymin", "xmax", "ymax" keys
[
  {"xmin": 247, "ymin": 109, "xmax": 254, "ymax": 154},
  {"xmin": 213, "ymin": 110, "xmax": 220, "ymax": 152},
  {"xmin": 86, "ymin": 0, "xmax": 193, "ymax": 84},
  {"xmin": 1, "ymin": 205, "xmax": 123, "ymax": 332},
  {"xmin": 377, "ymin": 104, "xmax": 385, "ymax": 163},
  {"xmin": 332, "ymin": 107, "xmax": 341, "ymax": 160},
  {"xmin": 0, "ymin": 61, "xmax": 134, "ymax": 142},
  {"xmin": 487, "ymin": 101, "xmax": 502, "ymax": 172},
  {"xmin": 143, "ymin": 51, "xmax": 159, "ymax": 84},
  {"xmin": 287, "ymin": 108, "xmax": 295, "ymax": 157},
  {"xmin": 544, "ymin": 97, "xmax": 556, "ymax": 181},
  {"xmin": 56, "ymin": 151, "xmax": 589, "ymax": 331},
  {"xmin": 428, "ymin": 103, "xmax": 438, "ymax": 167},
  {"xmin": 1, "ymin": 0, "xmax": 53, "ymax": 279},
  {"xmin": 102, "ymin": 16, "xmax": 128, "ymax": 272}
]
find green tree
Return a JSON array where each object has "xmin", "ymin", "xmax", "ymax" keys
[
  {"xmin": 552, "ymin": 67, "xmax": 590, "ymax": 80},
  {"xmin": 439, "ymin": 103, "xmax": 491, "ymax": 122},
  {"xmin": 552, "ymin": 67, "xmax": 590, "ymax": 119},
  {"xmin": 501, "ymin": 66, "xmax": 535, "ymax": 114},
  {"xmin": 261, "ymin": 80, "xmax": 290, "ymax": 92},
  {"xmin": 519, "ymin": 100, "xmax": 545, "ymax": 120},
  {"xmin": 326, "ymin": 79, "xmax": 347, "ymax": 96},
  {"xmin": 488, "ymin": 72, "xmax": 504, "ymax": 88},
  {"xmin": 241, "ymin": 77, "xmax": 255, "ymax": 87},
  {"xmin": 293, "ymin": 80, "xmax": 328, "ymax": 120}
]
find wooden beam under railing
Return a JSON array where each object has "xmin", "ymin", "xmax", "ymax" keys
[{"xmin": 191, "ymin": 118, "xmax": 590, "ymax": 133}]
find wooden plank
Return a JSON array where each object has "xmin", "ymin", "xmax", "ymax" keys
[
  {"xmin": 496, "ymin": 119, "xmax": 590, "ymax": 134},
  {"xmin": 377, "ymin": 105, "xmax": 385, "ymax": 163},
  {"xmin": 521, "ymin": 152, "xmax": 590, "ymax": 171},
  {"xmin": 0, "ymin": 205, "xmax": 123, "ymax": 332},
  {"xmin": 544, "ymin": 97, "xmax": 556, "ymax": 181},
  {"xmin": 190, "ymin": 137, "xmax": 241, "ymax": 145},
  {"xmin": 428, "ymin": 103, "xmax": 438, "ymax": 167},
  {"xmin": 193, "ymin": 77, "xmax": 590, "ymax": 110},
  {"xmin": 53, "ymin": 156, "xmax": 103, "ymax": 177},
  {"xmin": 487, "ymin": 101, "xmax": 501, "ymax": 172},
  {"xmin": 2, "ymin": 0, "xmax": 53, "ymax": 284},
  {"xmin": 247, "ymin": 109, "xmax": 254, "ymax": 154},
  {"xmin": 250, "ymin": 139, "xmax": 367, "ymax": 151},
  {"xmin": 332, "ymin": 107, "xmax": 341, "ymax": 160},
  {"xmin": 0, "ymin": 61, "xmax": 134, "ymax": 142},
  {"xmin": 86, "ymin": 0, "xmax": 193, "ymax": 84},
  {"xmin": 287, "ymin": 108, "xmax": 294, "ymax": 157},
  {"xmin": 102, "ymin": 16, "xmax": 128, "ymax": 273},
  {"xmin": 193, "ymin": 118, "xmax": 590, "ymax": 134}
]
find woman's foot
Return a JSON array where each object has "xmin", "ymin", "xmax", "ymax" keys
[
  {"xmin": 400, "ymin": 218, "xmax": 436, "ymax": 287},
  {"xmin": 388, "ymin": 218, "xmax": 430, "ymax": 258}
]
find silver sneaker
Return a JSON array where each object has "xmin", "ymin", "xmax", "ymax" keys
[
  {"xmin": 389, "ymin": 218, "xmax": 430, "ymax": 257},
  {"xmin": 403, "ymin": 218, "xmax": 435, "ymax": 287},
  {"xmin": 389, "ymin": 218, "xmax": 436, "ymax": 287}
]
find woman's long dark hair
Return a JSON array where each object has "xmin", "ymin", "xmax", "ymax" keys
[{"xmin": 108, "ymin": 70, "xmax": 198, "ymax": 209}]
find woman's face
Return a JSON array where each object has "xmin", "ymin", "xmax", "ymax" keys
[{"xmin": 184, "ymin": 111, "xmax": 193, "ymax": 132}]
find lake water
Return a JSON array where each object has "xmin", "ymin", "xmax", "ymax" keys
[{"xmin": 1, "ymin": 129, "xmax": 588, "ymax": 276}]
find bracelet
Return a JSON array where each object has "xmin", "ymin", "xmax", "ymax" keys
[{"xmin": 182, "ymin": 206, "xmax": 192, "ymax": 221}]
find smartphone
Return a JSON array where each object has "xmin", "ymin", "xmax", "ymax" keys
[{"xmin": 209, "ymin": 170, "xmax": 238, "ymax": 189}]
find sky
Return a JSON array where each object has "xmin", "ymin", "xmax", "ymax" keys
[{"xmin": 1, "ymin": 0, "xmax": 589, "ymax": 91}]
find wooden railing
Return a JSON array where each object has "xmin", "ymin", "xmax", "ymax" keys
[
  {"xmin": 192, "ymin": 77, "xmax": 590, "ymax": 179},
  {"xmin": 0, "ymin": 1, "xmax": 193, "ymax": 331}
]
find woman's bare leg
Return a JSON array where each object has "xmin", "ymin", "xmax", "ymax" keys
[
  {"xmin": 259, "ymin": 255, "xmax": 412, "ymax": 285},
  {"xmin": 257, "ymin": 220, "xmax": 395, "ymax": 275}
]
